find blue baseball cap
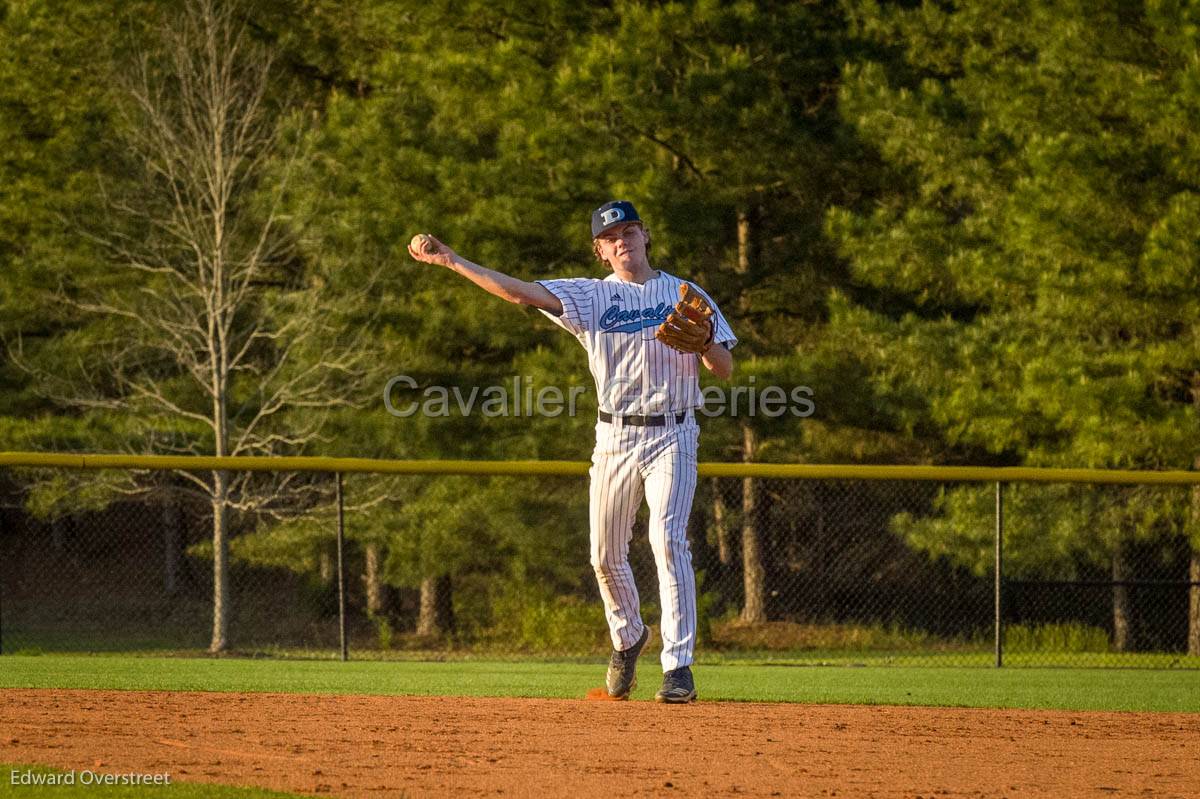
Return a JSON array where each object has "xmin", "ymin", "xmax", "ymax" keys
[{"xmin": 591, "ymin": 200, "xmax": 641, "ymax": 238}]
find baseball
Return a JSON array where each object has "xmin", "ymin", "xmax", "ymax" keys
[{"xmin": 410, "ymin": 233, "xmax": 438, "ymax": 255}]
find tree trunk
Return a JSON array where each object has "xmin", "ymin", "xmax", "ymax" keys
[
  {"xmin": 1189, "ymin": 548, "xmax": 1200, "ymax": 657},
  {"xmin": 1111, "ymin": 539, "xmax": 1131, "ymax": 653},
  {"xmin": 0, "ymin": 508, "xmax": 6, "ymax": 655},
  {"xmin": 364, "ymin": 542, "xmax": 385, "ymax": 615},
  {"xmin": 417, "ymin": 576, "xmax": 440, "ymax": 637},
  {"xmin": 736, "ymin": 209, "xmax": 751, "ymax": 273},
  {"xmin": 210, "ymin": 338, "xmax": 230, "ymax": 652},
  {"xmin": 416, "ymin": 575, "xmax": 453, "ymax": 636},
  {"xmin": 209, "ymin": 470, "xmax": 230, "ymax": 653},
  {"xmin": 734, "ymin": 207, "xmax": 765, "ymax": 623},
  {"xmin": 712, "ymin": 478, "xmax": 732, "ymax": 566},
  {"xmin": 163, "ymin": 496, "xmax": 180, "ymax": 594},
  {"xmin": 1184, "ymin": 390, "xmax": 1200, "ymax": 656},
  {"xmin": 1188, "ymin": 453, "xmax": 1200, "ymax": 657},
  {"xmin": 740, "ymin": 422, "xmax": 767, "ymax": 624}
]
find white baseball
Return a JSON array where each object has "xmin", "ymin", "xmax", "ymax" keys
[{"xmin": 410, "ymin": 233, "xmax": 438, "ymax": 255}]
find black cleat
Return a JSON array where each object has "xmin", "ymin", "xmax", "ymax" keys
[
  {"xmin": 655, "ymin": 666, "xmax": 697, "ymax": 704},
  {"xmin": 606, "ymin": 625, "xmax": 650, "ymax": 699}
]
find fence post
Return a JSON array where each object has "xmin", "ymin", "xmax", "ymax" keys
[
  {"xmin": 995, "ymin": 481, "xmax": 1004, "ymax": 668},
  {"xmin": 336, "ymin": 472, "xmax": 348, "ymax": 662},
  {"xmin": 0, "ymin": 506, "xmax": 6, "ymax": 655}
]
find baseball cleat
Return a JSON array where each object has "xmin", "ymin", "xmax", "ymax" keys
[
  {"xmin": 655, "ymin": 666, "xmax": 697, "ymax": 704},
  {"xmin": 605, "ymin": 624, "xmax": 650, "ymax": 699}
]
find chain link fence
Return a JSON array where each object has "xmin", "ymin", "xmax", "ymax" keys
[{"xmin": 2, "ymin": 461, "xmax": 1198, "ymax": 667}]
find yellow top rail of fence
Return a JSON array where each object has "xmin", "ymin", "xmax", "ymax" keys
[{"xmin": 2, "ymin": 451, "xmax": 1200, "ymax": 484}]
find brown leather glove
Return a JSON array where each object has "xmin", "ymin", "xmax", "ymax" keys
[{"xmin": 655, "ymin": 283, "xmax": 715, "ymax": 354}]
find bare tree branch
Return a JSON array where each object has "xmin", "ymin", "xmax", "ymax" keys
[{"xmin": 20, "ymin": 0, "xmax": 381, "ymax": 652}]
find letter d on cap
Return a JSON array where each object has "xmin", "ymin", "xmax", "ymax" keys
[{"xmin": 600, "ymin": 208, "xmax": 625, "ymax": 226}]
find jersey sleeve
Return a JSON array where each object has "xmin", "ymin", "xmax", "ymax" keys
[
  {"xmin": 534, "ymin": 278, "xmax": 599, "ymax": 336},
  {"xmin": 690, "ymin": 282, "xmax": 738, "ymax": 350}
]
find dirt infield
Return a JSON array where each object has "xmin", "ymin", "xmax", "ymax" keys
[{"xmin": 2, "ymin": 689, "xmax": 1198, "ymax": 798}]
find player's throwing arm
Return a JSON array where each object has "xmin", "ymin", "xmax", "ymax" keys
[{"xmin": 407, "ymin": 233, "xmax": 562, "ymax": 315}]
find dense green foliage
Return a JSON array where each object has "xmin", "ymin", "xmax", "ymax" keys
[{"xmin": 832, "ymin": 0, "xmax": 1200, "ymax": 582}]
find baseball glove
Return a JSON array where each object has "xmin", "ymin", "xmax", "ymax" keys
[{"xmin": 655, "ymin": 283, "xmax": 715, "ymax": 354}]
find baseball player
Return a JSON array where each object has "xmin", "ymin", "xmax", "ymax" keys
[{"xmin": 408, "ymin": 201, "xmax": 735, "ymax": 703}]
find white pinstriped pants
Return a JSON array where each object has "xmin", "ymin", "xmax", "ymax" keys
[{"xmin": 589, "ymin": 414, "xmax": 699, "ymax": 672}]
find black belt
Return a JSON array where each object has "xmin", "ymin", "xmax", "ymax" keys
[{"xmin": 599, "ymin": 410, "xmax": 687, "ymax": 427}]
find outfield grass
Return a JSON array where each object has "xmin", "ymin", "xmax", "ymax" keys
[
  {"xmin": 0, "ymin": 654, "xmax": 1197, "ymax": 712},
  {"xmin": 0, "ymin": 764, "xmax": 307, "ymax": 798}
]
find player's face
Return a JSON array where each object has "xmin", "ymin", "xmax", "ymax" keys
[{"xmin": 594, "ymin": 222, "xmax": 646, "ymax": 268}]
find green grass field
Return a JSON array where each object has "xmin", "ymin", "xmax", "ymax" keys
[{"xmin": 1, "ymin": 654, "xmax": 1197, "ymax": 712}]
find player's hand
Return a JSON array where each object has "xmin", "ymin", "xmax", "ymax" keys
[{"xmin": 407, "ymin": 233, "xmax": 457, "ymax": 268}]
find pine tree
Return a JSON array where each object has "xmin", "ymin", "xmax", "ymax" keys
[{"xmin": 831, "ymin": 0, "xmax": 1200, "ymax": 651}]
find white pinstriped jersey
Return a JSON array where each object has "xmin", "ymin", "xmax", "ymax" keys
[{"xmin": 536, "ymin": 270, "xmax": 737, "ymax": 416}]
